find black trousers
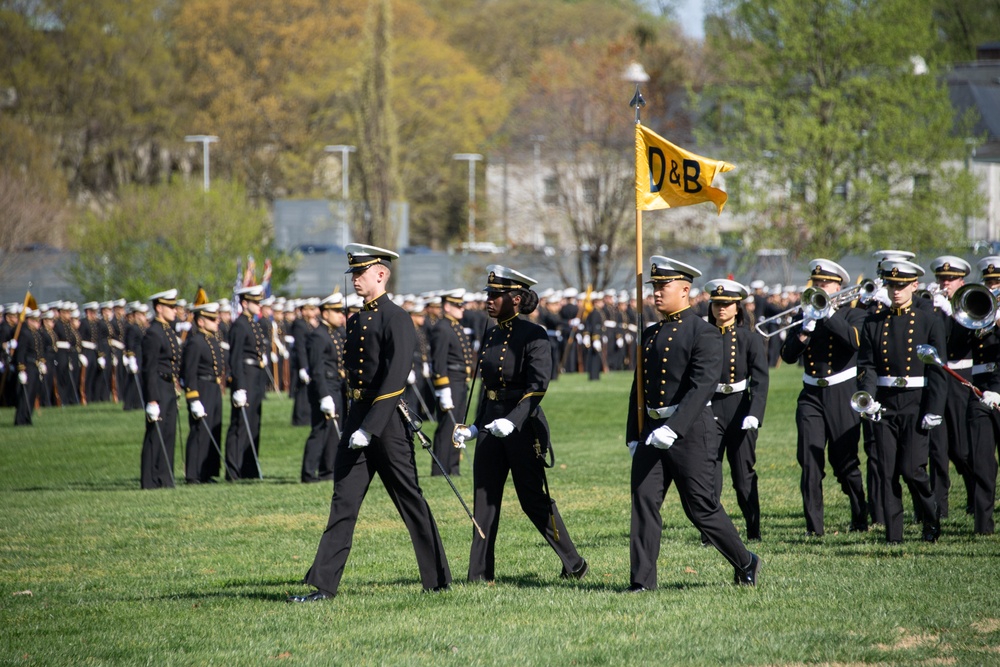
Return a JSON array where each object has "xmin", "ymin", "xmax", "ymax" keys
[
  {"xmin": 967, "ymin": 399, "xmax": 1000, "ymax": 534},
  {"xmin": 630, "ymin": 408, "xmax": 751, "ymax": 590},
  {"xmin": 122, "ymin": 370, "xmax": 143, "ymax": 411},
  {"xmin": 928, "ymin": 388, "xmax": 975, "ymax": 517},
  {"xmin": 55, "ymin": 351, "xmax": 80, "ymax": 405},
  {"xmin": 795, "ymin": 383, "xmax": 867, "ymax": 535},
  {"xmin": 225, "ymin": 366, "xmax": 265, "ymax": 480},
  {"xmin": 431, "ymin": 374, "xmax": 467, "ymax": 477},
  {"xmin": 712, "ymin": 391, "xmax": 760, "ymax": 539},
  {"xmin": 870, "ymin": 389, "xmax": 937, "ymax": 543},
  {"xmin": 185, "ymin": 383, "xmax": 223, "ymax": 483},
  {"xmin": 469, "ymin": 427, "xmax": 583, "ymax": 582},
  {"xmin": 305, "ymin": 403, "xmax": 451, "ymax": 595},
  {"xmin": 290, "ymin": 374, "xmax": 311, "ymax": 426},
  {"xmin": 141, "ymin": 376, "xmax": 176, "ymax": 489},
  {"xmin": 861, "ymin": 419, "xmax": 884, "ymax": 524},
  {"xmin": 13, "ymin": 368, "xmax": 39, "ymax": 426},
  {"xmin": 301, "ymin": 386, "xmax": 343, "ymax": 482}
]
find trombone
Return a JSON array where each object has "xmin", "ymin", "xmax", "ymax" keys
[{"xmin": 755, "ymin": 280, "xmax": 876, "ymax": 339}]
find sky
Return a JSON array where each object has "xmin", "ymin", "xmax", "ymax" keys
[{"xmin": 676, "ymin": 0, "xmax": 706, "ymax": 40}]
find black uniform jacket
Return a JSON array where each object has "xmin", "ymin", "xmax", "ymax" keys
[
  {"xmin": 780, "ymin": 305, "xmax": 865, "ymax": 378},
  {"xmin": 344, "ymin": 292, "xmax": 414, "ymax": 438},
  {"xmin": 626, "ymin": 306, "xmax": 721, "ymax": 443},
  {"xmin": 857, "ymin": 302, "xmax": 947, "ymax": 416}
]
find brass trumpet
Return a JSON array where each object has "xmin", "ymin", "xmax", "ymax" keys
[
  {"xmin": 755, "ymin": 279, "xmax": 877, "ymax": 339},
  {"xmin": 951, "ymin": 283, "xmax": 1000, "ymax": 334},
  {"xmin": 851, "ymin": 390, "xmax": 883, "ymax": 422}
]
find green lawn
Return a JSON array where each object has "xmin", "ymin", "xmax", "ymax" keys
[{"xmin": 2, "ymin": 365, "xmax": 999, "ymax": 666}]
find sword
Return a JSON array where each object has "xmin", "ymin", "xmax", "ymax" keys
[
  {"xmin": 150, "ymin": 413, "xmax": 176, "ymax": 487},
  {"xmin": 397, "ymin": 400, "xmax": 485, "ymax": 539},
  {"xmin": 239, "ymin": 403, "xmax": 264, "ymax": 479},
  {"xmin": 199, "ymin": 417, "xmax": 239, "ymax": 480}
]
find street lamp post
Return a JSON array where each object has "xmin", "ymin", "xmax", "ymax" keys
[
  {"xmin": 184, "ymin": 135, "xmax": 219, "ymax": 192},
  {"xmin": 454, "ymin": 153, "xmax": 483, "ymax": 245},
  {"xmin": 325, "ymin": 145, "xmax": 356, "ymax": 248}
]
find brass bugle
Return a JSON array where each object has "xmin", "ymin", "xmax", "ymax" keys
[
  {"xmin": 951, "ymin": 283, "xmax": 999, "ymax": 332},
  {"xmin": 850, "ymin": 390, "xmax": 883, "ymax": 422}
]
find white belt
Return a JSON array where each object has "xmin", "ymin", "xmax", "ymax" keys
[
  {"xmin": 56, "ymin": 341, "xmax": 71, "ymax": 350},
  {"xmin": 803, "ymin": 366, "xmax": 856, "ymax": 387},
  {"xmin": 876, "ymin": 376, "xmax": 926, "ymax": 388},
  {"xmin": 81, "ymin": 341, "xmax": 97, "ymax": 350},
  {"xmin": 716, "ymin": 379, "xmax": 748, "ymax": 394},
  {"xmin": 109, "ymin": 339, "xmax": 125, "ymax": 350},
  {"xmin": 647, "ymin": 401, "xmax": 711, "ymax": 419},
  {"xmin": 947, "ymin": 358, "xmax": 973, "ymax": 370},
  {"xmin": 604, "ymin": 320, "xmax": 618, "ymax": 328},
  {"xmin": 973, "ymin": 362, "xmax": 996, "ymax": 375}
]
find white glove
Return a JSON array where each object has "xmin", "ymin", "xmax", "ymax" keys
[
  {"xmin": 422, "ymin": 362, "xmax": 431, "ymax": 378},
  {"xmin": 593, "ymin": 339, "xmax": 602, "ymax": 352},
  {"xmin": 18, "ymin": 370, "xmax": 28, "ymax": 385},
  {"xmin": 569, "ymin": 318, "xmax": 581, "ymax": 328},
  {"xmin": 298, "ymin": 368, "xmax": 310, "ymax": 384},
  {"xmin": 453, "ymin": 425, "xmax": 478, "ymax": 449},
  {"xmin": 982, "ymin": 390, "xmax": 1000, "ymax": 409},
  {"xmin": 627, "ymin": 440, "xmax": 638, "ymax": 458},
  {"xmin": 97, "ymin": 356, "xmax": 106, "ymax": 369},
  {"xmin": 741, "ymin": 416, "xmax": 759, "ymax": 431},
  {"xmin": 582, "ymin": 335, "xmax": 590, "ymax": 348},
  {"xmin": 436, "ymin": 386, "xmax": 454, "ymax": 411},
  {"xmin": 485, "ymin": 418, "xmax": 515, "ymax": 438},
  {"xmin": 79, "ymin": 354, "xmax": 89, "ymax": 368},
  {"xmin": 38, "ymin": 362, "xmax": 47, "ymax": 376},
  {"xmin": 127, "ymin": 357, "xmax": 138, "ymax": 374},
  {"xmin": 932, "ymin": 292, "xmax": 952, "ymax": 315},
  {"xmin": 860, "ymin": 399, "xmax": 883, "ymax": 422},
  {"xmin": 178, "ymin": 321, "xmax": 192, "ymax": 332},
  {"xmin": 189, "ymin": 400, "xmax": 207, "ymax": 420},
  {"xmin": 112, "ymin": 355, "xmax": 119, "ymax": 367},
  {"xmin": 349, "ymin": 428, "xmax": 371, "ymax": 449},
  {"xmin": 320, "ymin": 395, "xmax": 335, "ymax": 417},
  {"xmin": 7, "ymin": 339, "xmax": 16, "ymax": 351},
  {"xmin": 407, "ymin": 370, "xmax": 416, "ymax": 385},
  {"xmin": 232, "ymin": 389, "xmax": 247, "ymax": 408},
  {"xmin": 646, "ymin": 424, "xmax": 678, "ymax": 449},
  {"xmin": 817, "ymin": 304, "xmax": 834, "ymax": 320},
  {"xmin": 801, "ymin": 316, "xmax": 817, "ymax": 333},
  {"xmin": 270, "ymin": 352, "xmax": 278, "ymax": 364},
  {"xmin": 281, "ymin": 348, "xmax": 289, "ymax": 360},
  {"xmin": 875, "ymin": 287, "xmax": 890, "ymax": 307},
  {"xmin": 616, "ymin": 337, "xmax": 624, "ymax": 348},
  {"xmin": 145, "ymin": 402, "xmax": 160, "ymax": 422},
  {"xmin": 921, "ymin": 414, "xmax": 943, "ymax": 430}
]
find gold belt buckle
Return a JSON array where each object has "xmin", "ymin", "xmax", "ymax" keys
[
  {"xmin": 350, "ymin": 388, "xmax": 362, "ymax": 400},
  {"xmin": 486, "ymin": 389, "xmax": 498, "ymax": 401},
  {"xmin": 721, "ymin": 384, "xmax": 733, "ymax": 395},
  {"xmin": 816, "ymin": 378, "xmax": 829, "ymax": 388},
  {"xmin": 892, "ymin": 377, "xmax": 907, "ymax": 387}
]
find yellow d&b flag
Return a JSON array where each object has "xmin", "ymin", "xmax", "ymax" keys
[{"xmin": 635, "ymin": 124, "xmax": 734, "ymax": 214}]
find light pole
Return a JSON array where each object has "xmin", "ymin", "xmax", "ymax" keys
[
  {"xmin": 184, "ymin": 135, "xmax": 218, "ymax": 192},
  {"xmin": 453, "ymin": 153, "xmax": 483, "ymax": 245},
  {"xmin": 325, "ymin": 145, "xmax": 356, "ymax": 248}
]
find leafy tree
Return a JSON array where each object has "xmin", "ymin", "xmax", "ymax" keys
[
  {"xmin": 0, "ymin": 0, "xmax": 180, "ymax": 194},
  {"xmin": 701, "ymin": 0, "xmax": 985, "ymax": 258},
  {"xmin": 67, "ymin": 181, "xmax": 294, "ymax": 302},
  {"xmin": 929, "ymin": 0, "xmax": 1000, "ymax": 63}
]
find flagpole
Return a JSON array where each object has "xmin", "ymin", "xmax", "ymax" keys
[{"xmin": 626, "ymin": 63, "xmax": 649, "ymax": 435}]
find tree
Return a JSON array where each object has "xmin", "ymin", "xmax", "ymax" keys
[
  {"xmin": 701, "ymin": 0, "xmax": 985, "ymax": 258},
  {"xmin": 0, "ymin": 0, "xmax": 180, "ymax": 194},
  {"xmin": 67, "ymin": 181, "xmax": 293, "ymax": 302}
]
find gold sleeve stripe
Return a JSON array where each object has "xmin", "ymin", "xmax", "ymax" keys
[
  {"xmin": 851, "ymin": 326, "xmax": 859, "ymax": 347},
  {"xmin": 373, "ymin": 388, "xmax": 405, "ymax": 403},
  {"xmin": 433, "ymin": 377, "xmax": 450, "ymax": 387},
  {"xmin": 185, "ymin": 390, "xmax": 200, "ymax": 399},
  {"xmin": 517, "ymin": 391, "xmax": 546, "ymax": 402}
]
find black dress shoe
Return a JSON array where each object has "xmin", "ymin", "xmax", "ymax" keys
[
  {"xmin": 426, "ymin": 583, "xmax": 450, "ymax": 593},
  {"xmin": 849, "ymin": 521, "xmax": 869, "ymax": 533},
  {"xmin": 922, "ymin": 520, "xmax": 941, "ymax": 543},
  {"xmin": 286, "ymin": 589, "xmax": 334, "ymax": 603},
  {"xmin": 735, "ymin": 553, "xmax": 762, "ymax": 586},
  {"xmin": 560, "ymin": 559, "xmax": 589, "ymax": 580},
  {"xmin": 623, "ymin": 583, "xmax": 649, "ymax": 593}
]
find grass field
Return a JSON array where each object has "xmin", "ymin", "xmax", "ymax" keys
[{"xmin": 2, "ymin": 364, "xmax": 999, "ymax": 666}]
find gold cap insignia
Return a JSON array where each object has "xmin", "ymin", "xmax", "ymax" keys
[
  {"xmin": 715, "ymin": 285, "xmax": 725, "ymax": 295},
  {"xmin": 488, "ymin": 271, "xmax": 496, "ymax": 282}
]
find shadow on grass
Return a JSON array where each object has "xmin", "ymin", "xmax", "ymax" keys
[{"xmin": 11, "ymin": 475, "xmax": 303, "ymax": 492}]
